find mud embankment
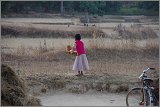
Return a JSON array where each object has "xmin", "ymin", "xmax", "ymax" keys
[{"xmin": 25, "ymin": 74, "xmax": 133, "ymax": 96}]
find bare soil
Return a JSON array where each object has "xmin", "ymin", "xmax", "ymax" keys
[{"xmin": 38, "ymin": 91, "xmax": 127, "ymax": 106}]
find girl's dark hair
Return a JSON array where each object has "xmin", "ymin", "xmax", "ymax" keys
[{"xmin": 75, "ymin": 34, "xmax": 81, "ymax": 40}]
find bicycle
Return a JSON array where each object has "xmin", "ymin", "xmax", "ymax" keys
[{"xmin": 126, "ymin": 67, "xmax": 159, "ymax": 106}]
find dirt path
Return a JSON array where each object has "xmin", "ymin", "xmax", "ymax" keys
[
  {"xmin": 38, "ymin": 91, "xmax": 127, "ymax": 106},
  {"xmin": 1, "ymin": 18, "xmax": 73, "ymax": 24}
]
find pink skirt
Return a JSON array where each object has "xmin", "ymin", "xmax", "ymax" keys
[{"xmin": 72, "ymin": 54, "xmax": 89, "ymax": 72}]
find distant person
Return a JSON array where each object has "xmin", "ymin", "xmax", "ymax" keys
[{"xmin": 72, "ymin": 34, "xmax": 89, "ymax": 76}]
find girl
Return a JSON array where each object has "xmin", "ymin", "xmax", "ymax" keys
[{"xmin": 72, "ymin": 34, "xmax": 89, "ymax": 76}]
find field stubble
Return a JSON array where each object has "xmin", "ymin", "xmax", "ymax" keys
[
  {"xmin": 1, "ymin": 20, "xmax": 159, "ymax": 94},
  {"xmin": 2, "ymin": 38, "xmax": 159, "ymax": 80}
]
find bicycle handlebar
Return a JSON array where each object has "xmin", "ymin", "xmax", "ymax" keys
[
  {"xmin": 139, "ymin": 67, "xmax": 155, "ymax": 79},
  {"xmin": 143, "ymin": 67, "xmax": 155, "ymax": 73},
  {"xmin": 149, "ymin": 68, "xmax": 155, "ymax": 70}
]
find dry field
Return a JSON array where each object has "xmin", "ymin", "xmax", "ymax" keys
[
  {"xmin": 1, "ymin": 38, "xmax": 159, "ymax": 81},
  {"xmin": 1, "ymin": 37, "xmax": 159, "ymax": 95},
  {"xmin": 1, "ymin": 17, "xmax": 159, "ymax": 95}
]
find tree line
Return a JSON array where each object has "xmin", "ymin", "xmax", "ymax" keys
[{"xmin": 1, "ymin": 1, "xmax": 159, "ymax": 16}]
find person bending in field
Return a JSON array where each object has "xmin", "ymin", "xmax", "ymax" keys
[{"xmin": 72, "ymin": 34, "xmax": 89, "ymax": 76}]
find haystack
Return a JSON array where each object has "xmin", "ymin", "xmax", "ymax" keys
[{"xmin": 1, "ymin": 64, "xmax": 41, "ymax": 106}]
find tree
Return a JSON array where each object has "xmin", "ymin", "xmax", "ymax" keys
[
  {"xmin": 105, "ymin": 1, "xmax": 122, "ymax": 13},
  {"xmin": 61, "ymin": 1, "xmax": 64, "ymax": 16},
  {"xmin": 138, "ymin": 1, "xmax": 159, "ymax": 11},
  {"xmin": 1, "ymin": 1, "xmax": 159, "ymax": 16}
]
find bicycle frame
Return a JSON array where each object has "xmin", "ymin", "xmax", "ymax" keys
[
  {"xmin": 140, "ymin": 68, "xmax": 155, "ymax": 106},
  {"xmin": 142, "ymin": 81, "xmax": 154, "ymax": 106}
]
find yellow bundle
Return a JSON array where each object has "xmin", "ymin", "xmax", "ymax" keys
[{"xmin": 66, "ymin": 45, "xmax": 77, "ymax": 55}]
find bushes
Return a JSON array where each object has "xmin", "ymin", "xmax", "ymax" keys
[
  {"xmin": 1, "ymin": 23, "xmax": 105, "ymax": 38},
  {"xmin": 118, "ymin": 7, "xmax": 159, "ymax": 16},
  {"xmin": 114, "ymin": 24, "xmax": 158, "ymax": 39}
]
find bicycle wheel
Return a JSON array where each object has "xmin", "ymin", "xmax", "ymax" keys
[{"xmin": 126, "ymin": 87, "xmax": 143, "ymax": 106}]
